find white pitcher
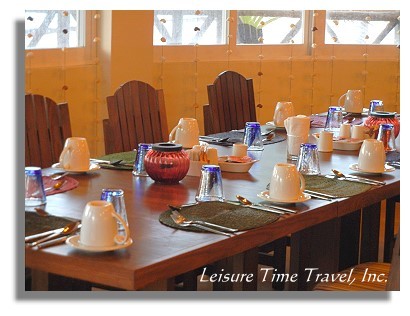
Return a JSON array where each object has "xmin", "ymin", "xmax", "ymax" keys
[
  {"xmin": 169, "ymin": 118, "xmax": 200, "ymax": 149},
  {"xmin": 338, "ymin": 90, "xmax": 363, "ymax": 114}
]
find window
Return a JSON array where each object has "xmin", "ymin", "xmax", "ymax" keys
[
  {"xmin": 153, "ymin": 10, "xmax": 227, "ymax": 45},
  {"xmin": 25, "ymin": 10, "xmax": 85, "ymax": 49},
  {"xmin": 325, "ymin": 10, "xmax": 400, "ymax": 45},
  {"xmin": 237, "ymin": 10, "xmax": 304, "ymax": 44}
]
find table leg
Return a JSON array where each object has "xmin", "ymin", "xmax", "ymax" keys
[
  {"xmin": 31, "ymin": 269, "xmax": 48, "ymax": 291},
  {"xmin": 360, "ymin": 202, "xmax": 381, "ymax": 263},
  {"xmin": 384, "ymin": 195, "xmax": 399, "ymax": 262},
  {"xmin": 289, "ymin": 218, "xmax": 340, "ymax": 291},
  {"xmin": 338, "ymin": 210, "xmax": 361, "ymax": 270}
]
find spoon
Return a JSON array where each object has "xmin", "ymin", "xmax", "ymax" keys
[
  {"xmin": 236, "ymin": 195, "xmax": 296, "ymax": 214},
  {"xmin": 331, "ymin": 169, "xmax": 385, "ymax": 185},
  {"xmin": 27, "ymin": 221, "xmax": 80, "ymax": 248},
  {"xmin": 34, "ymin": 207, "xmax": 49, "ymax": 217},
  {"xmin": 262, "ymin": 132, "xmax": 275, "ymax": 142},
  {"xmin": 50, "ymin": 172, "xmax": 69, "ymax": 181},
  {"xmin": 44, "ymin": 180, "xmax": 65, "ymax": 192}
]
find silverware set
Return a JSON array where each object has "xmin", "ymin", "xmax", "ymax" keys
[{"xmin": 25, "ymin": 222, "xmax": 81, "ymax": 249}]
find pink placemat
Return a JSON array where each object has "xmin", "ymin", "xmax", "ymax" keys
[{"xmin": 42, "ymin": 176, "xmax": 79, "ymax": 196}]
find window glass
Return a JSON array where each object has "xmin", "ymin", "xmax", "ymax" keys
[
  {"xmin": 237, "ymin": 10, "xmax": 304, "ymax": 44},
  {"xmin": 25, "ymin": 10, "xmax": 85, "ymax": 49},
  {"xmin": 325, "ymin": 10, "xmax": 400, "ymax": 45},
  {"xmin": 153, "ymin": 10, "xmax": 227, "ymax": 45}
]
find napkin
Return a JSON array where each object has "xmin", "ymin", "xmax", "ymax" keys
[{"xmin": 284, "ymin": 115, "xmax": 311, "ymax": 138}]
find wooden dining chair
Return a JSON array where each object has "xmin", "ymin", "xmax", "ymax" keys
[
  {"xmin": 203, "ymin": 70, "xmax": 257, "ymax": 135},
  {"xmin": 25, "ymin": 94, "xmax": 72, "ymax": 168},
  {"xmin": 313, "ymin": 230, "xmax": 400, "ymax": 291},
  {"xmin": 103, "ymin": 80, "xmax": 169, "ymax": 154}
]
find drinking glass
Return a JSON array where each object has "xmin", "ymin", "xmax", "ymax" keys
[
  {"xmin": 324, "ymin": 106, "xmax": 343, "ymax": 137},
  {"xmin": 25, "ymin": 167, "xmax": 46, "ymax": 206},
  {"xmin": 133, "ymin": 143, "xmax": 152, "ymax": 176},
  {"xmin": 243, "ymin": 122, "xmax": 263, "ymax": 151},
  {"xmin": 369, "ymin": 100, "xmax": 384, "ymax": 113},
  {"xmin": 377, "ymin": 123, "xmax": 396, "ymax": 152},
  {"xmin": 297, "ymin": 143, "xmax": 321, "ymax": 175},
  {"xmin": 101, "ymin": 188, "xmax": 128, "ymax": 232},
  {"xmin": 195, "ymin": 165, "xmax": 224, "ymax": 202}
]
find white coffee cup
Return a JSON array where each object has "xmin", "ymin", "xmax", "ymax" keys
[
  {"xmin": 232, "ymin": 143, "xmax": 248, "ymax": 157},
  {"xmin": 269, "ymin": 163, "xmax": 305, "ymax": 201},
  {"xmin": 351, "ymin": 125, "xmax": 365, "ymax": 140},
  {"xmin": 169, "ymin": 118, "xmax": 200, "ymax": 149},
  {"xmin": 79, "ymin": 200, "xmax": 130, "ymax": 247},
  {"xmin": 338, "ymin": 90, "xmax": 363, "ymax": 114},
  {"xmin": 59, "ymin": 137, "xmax": 90, "ymax": 171},
  {"xmin": 358, "ymin": 139, "xmax": 386, "ymax": 173},
  {"xmin": 273, "ymin": 101, "xmax": 294, "ymax": 127},
  {"xmin": 318, "ymin": 131, "xmax": 333, "ymax": 152},
  {"xmin": 339, "ymin": 123, "xmax": 351, "ymax": 139}
]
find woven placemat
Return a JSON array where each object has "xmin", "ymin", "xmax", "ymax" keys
[
  {"xmin": 386, "ymin": 151, "xmax": 400, "ymax": 163},
  {"xmin": 204, "ymin": 131, "xmax": 286, "ymax": 147},
  {"xmin": 159, "ymin": 201, "xmax": 280, "ymax": 232},
  {"xmin": 25, "ymin": 211, "xmax": 76, "ymax": 236},
  {"xmin": 304, "ymin": 175, "xmax": 373, "ymax": 197},
  {"xmin": 97, "ymin": 151, "xmax": 136, "ymax": 170}
]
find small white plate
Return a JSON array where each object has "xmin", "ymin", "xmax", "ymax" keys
[
  {"xmin": 66, "ymin": 235, "xmax": 133, "ymax": 252},
  {"xmin": 266, "ymin": 121, "xmax": 286, "ymax": 129},
  {"xmin": 51, "ymin": 162, "xmax": 101, "ymax": 173},
  {"xmin": 257, "ymin": 191, "xmax": 311, "ymax": 204},
  {"xmin": 218, "ymin": 156, "xmax": 258, "ymax": 173},
  {"xmin": 349, "ymin": 163, "xmax": 395, "ymax": 174}
]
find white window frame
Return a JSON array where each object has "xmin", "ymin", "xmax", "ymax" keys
[
  {"xmin": 153, "ymin": 10, "xmax": 399, "ymax": 62},
  {"xmin": 25, "ymin": 10, "xmax": 96, "ymax": 67}
]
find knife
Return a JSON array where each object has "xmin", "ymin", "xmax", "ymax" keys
[
  {"xmin": 34, "ymin": 235, "xmax": 70, "ymax": 249},
  {"xmin": 343, "ymin": 175, "xmax": 386, "ymax": 185},
  {"xmin": 225, "ymin": 201, "xmax": 285, "ymax": 215},
  {"xmin": 25, "ymin": 227, "xmax": 64, "ymax": 243},
  {"xmin": 304, "ymin": 190, "xmax": 338, "ymax": 200},
  {"xmin": 324, "ymin": 175, "xmax": 382, "ymax": 186}
]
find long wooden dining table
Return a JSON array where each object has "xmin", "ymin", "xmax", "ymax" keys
[{"xmin": 24, "ymin": 128, "xmax": 400, "ymax": 291}]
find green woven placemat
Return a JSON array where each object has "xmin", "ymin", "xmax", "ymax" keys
[
  {"xmin": 98, "ymin": 151, "xmax": 136, "ymax": 170},
  {"xmin": 159, "ymin": 201, "xmax": 280, "ymax": 232},
  {"xmin": 25, "ymin": 211, "xmax": 75, "ymax": 236},
  {"xmin": 304, "ymin": 175, "xmax": 373, "ymax": 197}
]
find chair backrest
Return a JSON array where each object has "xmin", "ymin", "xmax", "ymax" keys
[
  {"xmin": 103, "ymin": 80, "xmax": 169, "ymax": 154},
  {"xmin": 25, "ymin": 94, "xmax": 72, "ymax": 168},
  {"xmin": 203, "ymin": 70, "xmax": 257, "ymax": 135}
]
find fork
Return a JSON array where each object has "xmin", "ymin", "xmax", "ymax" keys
[
  {"xmin": 170, "ymin": 209, "xmax": 238, "ymax": 233},
  {"xmin": 170, "ymin": 213, "xmax": 234, "ymax": 237}
]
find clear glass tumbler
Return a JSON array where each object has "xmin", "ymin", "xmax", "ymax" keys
[
  {"xmin": 195, "ymin": 165, "xmax": 224, "ymax": 202},
  {"xmin": 297, "ymin": 143, "xmax": 321, "ymax": 175},
  {"xmin": 369, "ymin": 100, "xmax": 384, "ymax": 113},
  {"xmin": 25, "ymin": 167, "xmax": 47, "ymax": 206},
  {"xmin": 133, "ymin": 143, "xmax": 152, "ymax": 176},
  {"xmin": 377, "ymin": 123, "xmax": 396, "ymax": 152},
  {"xmin": 243, "ymin": 122, "xmax": 264, "ymax": 151},
  {"xmin": 324, "ymin": 106, "xmax": 343, "ymax": 137},
  {"xmin": 100, "ymin": 188, "xmax": 128, "ymax": 232}
]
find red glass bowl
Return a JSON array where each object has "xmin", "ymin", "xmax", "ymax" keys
[
  {"xmin": 364, "ymin": 111, "xmax": 400, "ymax": 138},
  {"xmin": 144, "ymin": 143, "xmax": 190, "ymax": 184}
]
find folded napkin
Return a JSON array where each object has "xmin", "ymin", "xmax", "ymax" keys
[
  {"xmin": 97, "ymin": 151, "xmax": 137, "ymax": 170},
  {"xmin": 42, "ymin": 176, "xmax": 79, "ymax": 196},
  {"xmin": 284, "ymin": 115, "xmax": 311, "ymax": 137}
]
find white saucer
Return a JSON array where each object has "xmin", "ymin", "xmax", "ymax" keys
[
  {"xmin": 66, "ymin": 235, "xmax": 133, "ymax": 252},
  {"xmin": 257, "ymin": 191, "xmax": 311, "ymax": 204},
  {"xmin": 51, "ymin": 162, "xmax": 101, "ymax": 173},
  {"xmin": 349, "ymin": 163, "xmax": 395, "ymax": 175},
  {"xmin": 266, "ymin": 121, "xmax": 286, "ymax": 129}
]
